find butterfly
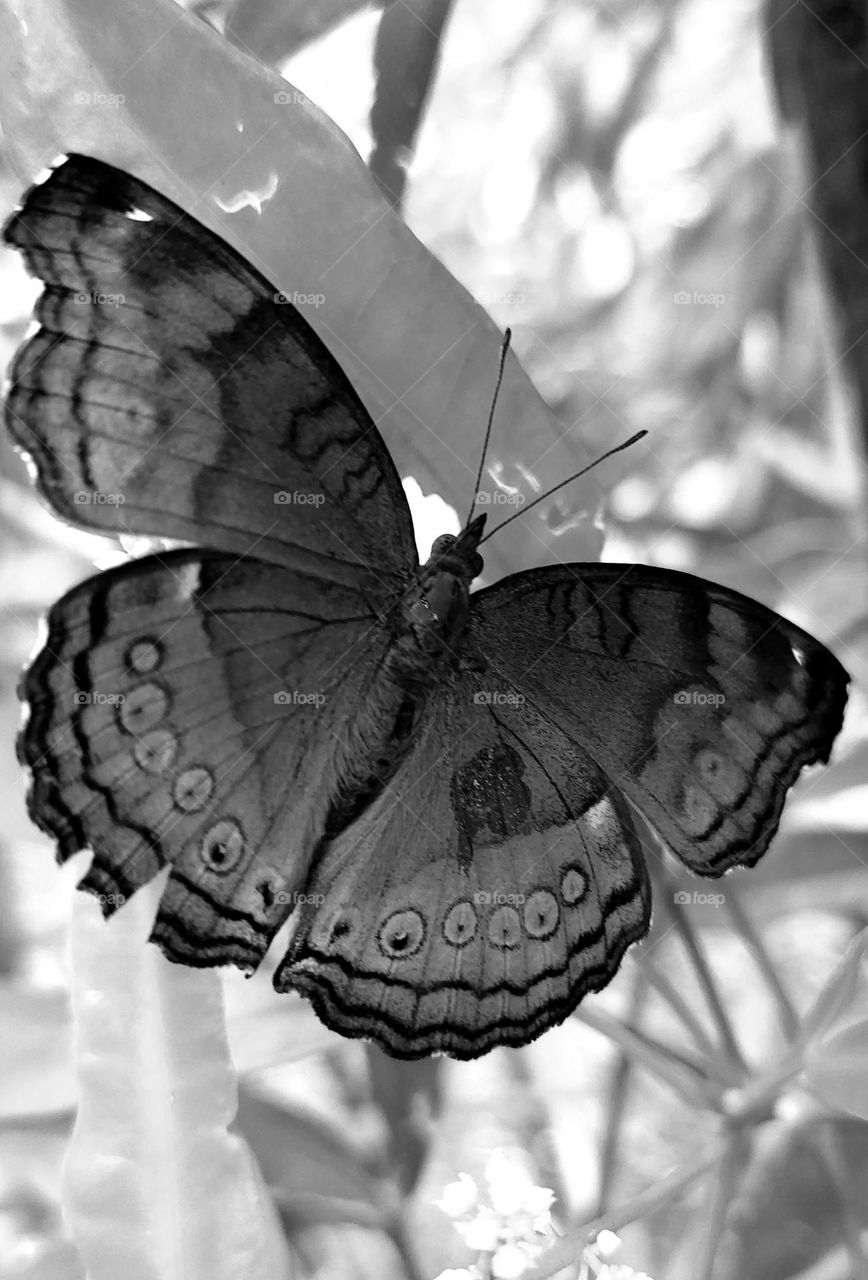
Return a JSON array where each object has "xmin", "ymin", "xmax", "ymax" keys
[{"xmin": 4, "ymin": 153, "xmax": 849, "ymax": 1059}]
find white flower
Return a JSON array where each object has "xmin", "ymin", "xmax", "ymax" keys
[
  {"xmin": 436, "ymin": 1173, "xmax": 479, "ymax": 1218},
  {"xmin": 459, "ymin": 1209, "xmax": 502, "ymax": 1252},
  {"xmin": 492, "ymin": 1242, "xmax": 535, "ymax": 1278},
  {"xmin": 595, "ymin": 1230, "xmax": 621, "ymax": 1258},
  {"xmin": 485, "ymin": 1149, "xmax": 554, "ymax": 1223}
]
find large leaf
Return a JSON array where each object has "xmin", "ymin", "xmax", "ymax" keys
[
  {"xmin": 63, "ymin": 880, "xmax": 290, "ymax": 1280},
  {"xmin": 0, "ymin": 0, "xmax": 600, "ymax": 579},
  {"xmin": 236, "ymin": 1087, "xmax": 386, "ymax": 1228}
]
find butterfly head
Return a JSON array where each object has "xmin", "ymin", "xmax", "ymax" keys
[{"xmin": 426, "ymin": 513, "xmax": 486, "ymax": 584}]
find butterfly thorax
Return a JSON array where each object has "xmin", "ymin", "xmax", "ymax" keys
[
  {"xmin": 318, "ymin": 517, "xmax": 486, "ymax": 842},
  {"xmin": 385, "ymin": 515, "xmax": 486, "ymax": 690}
]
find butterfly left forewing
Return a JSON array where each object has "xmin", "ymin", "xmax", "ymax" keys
[
  {"xmin": 469, "ymin": 563, "xmax": 848, "ymax": 876},
  {"xmin": 21, "ymin": 549, "xmax": 392, "ymax": 972},
  {"xmin": 277, "ymin": 669, "xmax": 650, "ymax": 1059},
  {"xmin": 4, "ymin": 154, "xmax": 416, "ymax": 595}
]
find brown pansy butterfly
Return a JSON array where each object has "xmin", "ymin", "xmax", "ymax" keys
[{"xmin": 3, "ymin": 154, "xmax": 848, "ymax": 1058}]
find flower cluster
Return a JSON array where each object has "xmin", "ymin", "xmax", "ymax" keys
[
  {"xmin": 434, "ymin": 1161, "xmax": 655, "ymax": 1280},
  {"xmin": 434, "ymin": 1148, "xmax": 555, "ymax": 1279}
]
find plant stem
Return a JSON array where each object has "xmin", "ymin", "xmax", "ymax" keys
[
  {"xmin": 661, "ymin": 881, "xmax": 748, "ymax": 1076},
  {"xmin": 692, "ymin": 1129, "xmax": 751, "ymax": 1280},
  {"xmin": 724, "ymin": 886, "xmax": 800, "ymax": 1040},
  {"xmin": 576, "ymin": 1006, "xmax": 722, "ymax": 1110},
  {"xmin": 640, "ymin": 955, "xmax": 740, "ymax": 1084},
  {"xmin": 595, "ymin": 966, "xmax": 647, "ymax": 1215},
  {"xmin": 523, "ymin": 1150, "xmax": 719, "ymax": 1280}
]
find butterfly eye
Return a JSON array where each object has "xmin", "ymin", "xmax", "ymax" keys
[
  {"xmin": 443, "ymin": 900, "xmax": 477, "ymax": 946},
  {"xmin": 488, "ymin": 905, "xmax": 522, "ymax": 949},
  {"xmin": 133, "ymin": 729, "xmax": 177, "ymax": 776},
  {"xmin": 119, "ymin": 682, "xmax": 170, "ymax": 734},
  {"xmin": 523, "ymin": 889, "xmax": 560, "ymax": 940},
  {"xmin": 378, "ymin": 909, "xmax": 425, "ymax": 958},
  {"xmin": 125, "ymin": 637, "xmax": 163, "ymax": 674},
  {"xmin": 560, "ymin": 866, "xmax": 589, "ymax": 906},
  {"xmin": 173, "ymin": 767, "xmax": 215, "ymax": 813},
  {"xmin": 200, "ymin": 819, "xmax": 244, "ymax": 874}
]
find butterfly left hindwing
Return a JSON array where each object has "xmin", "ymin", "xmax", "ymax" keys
[
  {"xmin": 19, "ymin": 548, "xmax": 394, "ymax": 971},
  {"xmin": 278, "ymin": 665, "xmax": 651, "ymax": 1060}
]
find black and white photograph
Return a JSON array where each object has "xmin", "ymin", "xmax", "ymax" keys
[{"xmin": 0, "ymin": 2, "xmax": 864, "ymax": 1278}]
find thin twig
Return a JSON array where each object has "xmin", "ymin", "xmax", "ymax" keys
[
  {"xmin": 640, "ymin": 954, "xmax": 740, "ymax": 1084},
  {"xmin": 691, "ymin": 1129, "xmax": 751, "ymax": 1280},
  {"xmin": 387, "ymin": 1207, "xmax": 428, "ymax": 1280},
  {"xmin": 523, "ymin": 1150, "xmax": 719, "ymax": 1280},
  {"xmin": 595, "ymin": 966, "xmax": 648, "ymax": 1215},
  {"xmin": 576, "ymin": 1006, "xmax": 722, "ymax": 1111},
  {"xmin": 724, "ymin": 886, "xmax": 800, "ymax": 1041},
  {"xmin": 659, "ymin": 881, "xmax": 748, "ymax": 1076}
]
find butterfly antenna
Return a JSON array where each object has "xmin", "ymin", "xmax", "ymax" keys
[
  {"xmin": 466, "ymin": 328, "xmax": 512, "ymax": 526},
  {"xmin": 478, "ymin": 429, "xmax": 647, "ymax": 545}
]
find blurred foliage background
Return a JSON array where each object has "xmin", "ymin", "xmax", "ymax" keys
[{"xmin": 0, "ymin": 1, "xmax": 866, "ymax": 1279}]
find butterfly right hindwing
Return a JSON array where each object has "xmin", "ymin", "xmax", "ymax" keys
[{"xmin": 469, "ymin": 563, "xmax": 848, "ymax": 875}]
